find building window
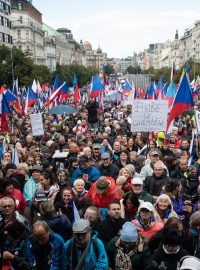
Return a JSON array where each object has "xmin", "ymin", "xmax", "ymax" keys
[
  {"xmin": 18, "ymin": 3, "xmax": 22, "ymax": 10},
  {"xmin": 0, "ymin": 32, "xmax": 3, "ymax": 42},
  {"xmin": 25, "ymin": 30, "xmax": 29, "ymax": 39},
  {"xmin": 18, "ymin": 45, "xmax": 22, "ymax": 50},
  {"xmin": 20, "ymin": 16, "xmax": 23, "ymax": 23},
  {"xmin": 17, "ymin": 30, "xmax": 21, "ymax": 39},
  {"xmin": 4, "ymin": 34, "xmax": 9, "ymax": 43}
]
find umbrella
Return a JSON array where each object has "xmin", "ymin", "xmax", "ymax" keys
[{"xmin": 49, "ymin": 105, "xmax": 78, "ymax": 115}]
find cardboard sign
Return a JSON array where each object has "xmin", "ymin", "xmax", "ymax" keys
[
  {"xmin": 30, "ymin": 113, "xmax": 44, "ymax": 136},
  {"xmin": 131, "ymin": 100, "xmax": 168, "ymax": 132}
]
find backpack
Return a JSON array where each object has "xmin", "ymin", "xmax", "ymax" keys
[{"xmin": 67, "ymin": 238, "xmax": 99, "ymax": 267}]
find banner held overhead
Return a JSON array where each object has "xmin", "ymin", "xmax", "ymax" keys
[{"xmin": 131, "ymin": 100, "xmax": 168, "ymax": 132}]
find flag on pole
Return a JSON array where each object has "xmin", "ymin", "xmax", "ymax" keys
[
  {"xmin": 166, "ymin": 71, "xmax": 194, "ymax": 131},
  {"xmin": 90, "ymin": 75, "xmax": 105, "ymax": 98},
  {"xmin": 122, "ymin": 80, "xmax": 132, "ymax": 94},
  {"xmin": 73, "ymin": 72, "xmax": 80, "ymax": 103},
  {"xmin": 165, "ymin": 81, "xmax": 176, "ymax": 108},
  {"xmin": 1, "ymin": 93, "xmax": 11, "ymax": 133}
]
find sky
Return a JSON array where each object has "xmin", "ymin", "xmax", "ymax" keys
[{"xmin": 33, "ymin": 0, "xmax": 200, "ymax": 58}]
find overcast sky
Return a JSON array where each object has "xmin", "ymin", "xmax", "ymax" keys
[{"xmin": 34, "ymin": 0, "xmax": 200, "ymax": 58}]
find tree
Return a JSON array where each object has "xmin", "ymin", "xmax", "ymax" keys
[
  {"xmin": 32, "ymin": 65, "xmax": 51, "ymax": 83},
  {"xmin": 126, "ymin": 65, "xmax": 141, "ymax": 74},
  {"xmin": 104, "ymin": 64, "xmax": 114, "ymax": 76},
  {"xmin": 53, "ymin": 64, "xmax": 98, "ymax": 87}
]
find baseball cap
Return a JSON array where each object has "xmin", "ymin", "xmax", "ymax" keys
[
  {"xmin": 92, "ymin": 143, "xmax": 101, "ymax": 149},
  {"xmin": 31, "ymin": 165, "xmax": 43, "ymax": 173},
  {"xmin": 132, "ymin": 178, "xmax": 143, "ymax": 185},
  {"xmin": 139, "ymin": 202, "xmax": 154, "ymax": 212},
  {"xmin": 149, "ymin": 150, "xmax": 159, "ymax": 156},
  {"xmin": 34, "ymin": 190, "xmax": 47, "ymax": 202},
  {"xmin": 73, "ymin": 219, "xmax": 90, "ymax": 234},
  {"xmin": 101, "ymin": 152, "xmax": 110, "ymax": 159},
  {"xmin": 95, "ymin": 178, "xmax": 110, "ymax": 194}
]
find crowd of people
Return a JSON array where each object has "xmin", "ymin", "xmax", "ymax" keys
[{"xmin": 0, "ymin": 97, "xmax": 200, "ymax": 269}]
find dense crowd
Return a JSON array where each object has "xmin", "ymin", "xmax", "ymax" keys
[{"xmin": 0, "ymin": 97, "xmax": 200, "ymax": 270}]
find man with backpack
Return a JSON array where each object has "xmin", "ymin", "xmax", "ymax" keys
[{"xmin": 63, "ymin": 219, "xmax": 108, "ymax": 270}]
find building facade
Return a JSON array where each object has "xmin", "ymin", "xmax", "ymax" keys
[
  {"xmin": 11, "ymin": 0, "xmax": 45, "ymax": 65},
  {"xmin": 0, "ymin": 0, "xmax": 12, "ymax": 47}
]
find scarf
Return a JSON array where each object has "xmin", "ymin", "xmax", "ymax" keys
[{"xmin": 115, "ymin": 247, "xmax": 134, "ymax": 270}]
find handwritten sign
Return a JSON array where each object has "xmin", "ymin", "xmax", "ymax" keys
[
  {"xmin": 30, "ymin": 113, "xmax": 44, "ymax": 136},
  {"xmin": 131, "ymin": 100, "xmax": 168, "ymax": 132}
]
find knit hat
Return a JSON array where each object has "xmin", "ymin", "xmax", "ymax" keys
[
  {"xmin": 180, "ymin": 256, "xmax": 200, "ymax": 270},
  {"xmin": 116, "ymin": 176, "xmax": 127, "ymax": 187},
  {"xmin": 120, "ymin": 222, "xmax": 138, "ymax": 243}
]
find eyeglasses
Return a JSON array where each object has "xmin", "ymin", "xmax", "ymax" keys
[{"xmin": 1, "ymin": 205, "xmax": 15, "ymax": 209}]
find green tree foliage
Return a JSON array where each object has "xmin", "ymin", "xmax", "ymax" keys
[
  {"xmin": 104, "ymin": 64, "xmax": 114, "ymax": 76},
  {"xmin": 126, "ymin": 65, "xmax": 141, "ymax": 74},
  {"xmin": 32, "ymin": 65, "xmax": 51, "ymax": 84},
  {"xmin": 0, "ymin": 45, "xmax": 100, "ymax": 87},
  {"xmin": 54, "ymin": 64, "xmax": 98, "ymax": 87}
]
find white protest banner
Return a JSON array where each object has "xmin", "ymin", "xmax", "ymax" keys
[
  {"xmin": 195, "ymin": 110, "xmax": 200, "ymax": 134},
  {"xmin": 131, "ymin": 100, "xmax": 168, "ymax": 132},
  {"xmin": 30, "ymin": 113, "xmax": 44, "ymax": 136}
]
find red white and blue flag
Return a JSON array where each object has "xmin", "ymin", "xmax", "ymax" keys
[
  {"xmin": 90, "ymin": 75, "xmax": 105, "ymax": 98},
  {"xmin": 1, "ymin": 93, "xmax": 11, "ymax": 133},
  {"xmin": 167, "ymin": 71, "xmax": 194, "ymax": 131}
]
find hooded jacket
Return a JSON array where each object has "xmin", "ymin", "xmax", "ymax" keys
[
  {"xmin": 86, "ymin": 177, "xmax": 122, "ymax": 208},
  {"xmin": 63, "ymin": 232, "xmax": 108, "ymax": 270}
]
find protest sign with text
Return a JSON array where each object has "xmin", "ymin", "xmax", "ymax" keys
[
  {"xmin": 30, "ymin": 113, "xmax": 44, "ymax": 136},
  {"xmin": 131, "ymin": 100, "xmax": 168, "ymax": 132}
]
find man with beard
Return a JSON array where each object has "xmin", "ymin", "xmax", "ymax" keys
[{"xmin": 98, "ymin": 152, "xmax": 119, "ymax": 179}]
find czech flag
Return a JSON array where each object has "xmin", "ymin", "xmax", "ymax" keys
[
  {"xmin": 90, "ymin": 75, "xmax": 105, "ymax": 98},
  {"xmin": 166, "ymin": 71, "xmax": 194, "ymax": 131},
  {"xmin": 4, "ymin": 90, "xmax": 17, "ymax": 102},
  {"xmin": 1, "ymin": 93, "xmax": 11, "ymax": 133},
  {"xmin": 122, "ymin": 80, "xmax": 132, "ymax": 94},
  {"xmin": 146, "ymin": 83, "xmax": 156, "ymax": 99}
]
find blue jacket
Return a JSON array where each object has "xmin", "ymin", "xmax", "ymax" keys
[
  {"xmin": 63, "ymin": 233, "xmax": 108, "ymax": 270},
  {"xmin": 26, "ymin": 232, "xmax": 64, "ymax": 270},
  {"xmin": 23, "ymin": 176, "xmax": 41, "ymax": 205},
  {"xmin": 71, "ymin": 166, "xmax": 101, "ymax": 187}
]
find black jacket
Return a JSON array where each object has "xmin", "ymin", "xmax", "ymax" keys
[
  {"xmin": 144, "ymin": 171, "xmax": 170, "ymax": 196},
  {"xmin": 146, "ymin": 245, "xmax": 188, "ymax": 270},
  {"xmin": 97, "ymin": 216, "xmax": 126, "ymax": 245},
  {"xmin": 98, "ymin": 163, "xmax": 119, "ymax": 180}
]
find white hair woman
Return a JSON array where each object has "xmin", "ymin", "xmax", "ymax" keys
[
  {"xmin": 72, "ymin": 178, "xmax": 88, "ymax": 201},
  {"xmin": 154, "ymin": 194, "xmax": 178, "ymax": 224}
]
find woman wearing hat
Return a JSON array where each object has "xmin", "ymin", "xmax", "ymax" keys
[
  {"xmin": 106, "ymin": 222, "xmax": 149, "ymax": 270},
  {"xmin": 132, "ymin": 202, "xmax": 163, "ymax": 242}
]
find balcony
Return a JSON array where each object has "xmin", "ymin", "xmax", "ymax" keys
[{"xmin": 11, "ymin": 21, "xmax": 44, "ymax": 36}]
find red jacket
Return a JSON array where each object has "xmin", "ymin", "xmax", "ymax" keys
[
  {"xmin": 0, "ymin": 188, "xmax": 26, "ymax": 214},
  {"xmin": 86, "ymin": 177, "xmax": 122, "ymax": 208}
]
